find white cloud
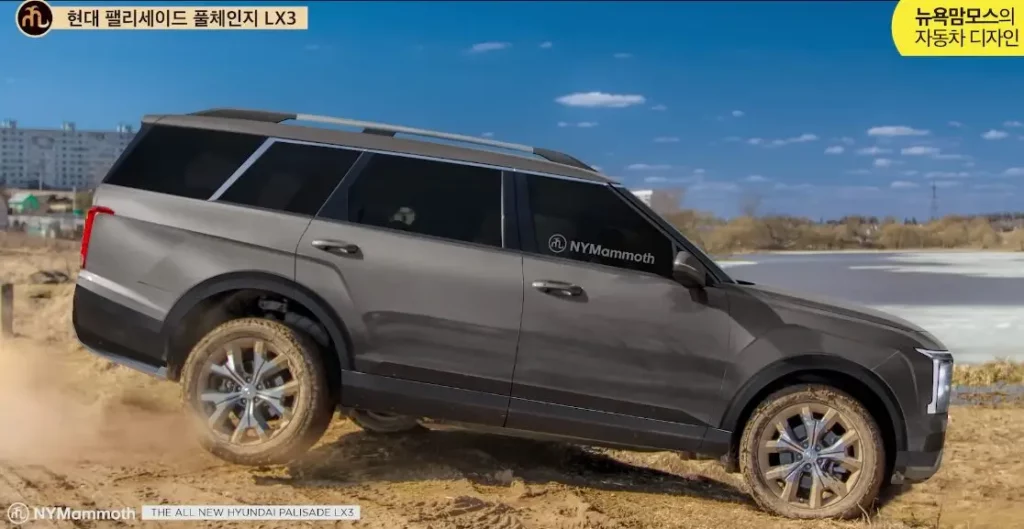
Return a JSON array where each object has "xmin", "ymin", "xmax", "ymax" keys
[
  {"xmin": 758, "ymin": 133, "xmax": 819, "ymax": 147},
  {"xmin": 731, "ymin": 110, "xmax": 745, "ymax": 117},
  {"xmin": 693, "ymin": 168, "xmax": 706, "ymax": 175},
  {"xmin": 846, "ymin": 169, "xmax": 873, "ymax": 175},
  {"xmin": 934, "ymin": 181, "xmax": 961, "ymax": 188},
  {"xmin": 591, "ymin": 165, "xmax": 603, "ymax": 172},
  {"xmin": 653, "ymin": 136, "xmax": 680, "ymax": 143},
  {"xmin": 627, "ymin": 163, "xmax": 672, "ymax": 170},
  {"xmin": 857, "ymin": 146, "xmax": 891, "ymax": 156},
  {"xmin": 539, "ymin": 41, "xmax": 553, "ymax": 49},
  {"xmin": 934, "ymin": 153, "xmax": 969, "ymax": 160},
  {"xmin": 774, "ymin": 182, "xmax": 815, "ymax": 191},
  {"xmin": 555, "ymin": 91, "xmax": 646, "ymax": 108},
  {"xmin": 745, "ymin": 174, "xmax": 769, "ymax": 182},
  {"xmin": 867, "ymin": 125, "xmax": 930, "ymax": 137},
  {"xmin": 948, "ymin": 121, "xmax": 963, "ymax": 128},
  {"xmin": 481, "ymin": 132, "xmax": 494, "ymax": 138},
  {"xmin": 304, "ymin": 44, "xmax": 321, "ymax": 51},
  {"xmin": 1005, "ymin": 120, "xmax": 1023, "ymax": 128},
  {"xmin": 974, "ymin": 183, "xmax": 1014, "ymax": 191},
  {"xmin": 901, "ymin": 146, "xmax": 940, "ymax": 156},
  {"xmin": 925, "ymin": 171, "xmax": 971, "ymax": 179},
  {"xmin": 839, "ymin": 137, "xmax": 856, "ymax": 145},
  {"xmin": 468, "ymin": 41, "xmax": 511, "ymax": 53},
  {"xmin": 982, "ymin": 129, "xmax": 1009, "ymax": 140},
  {"xmin": 824, "ymin": 146, "xmax": 845, "ymax": 154},
  {"xmin": 650, "ymin": 104, "xmax": 668, "ymax": 111},
  {"xmin": 613, "ymin": 52, "xmax": 633, "ymax": 59},
  {"xmin": 644, "ymin": 176, "xmax": 668, "ymax": 183},
  {"xmin": 902, "ymin": 170, "xmax": 919, "ymax": 176},
  {"xmin": 1004, "ymin": 167, "xmax": 1024, "ymax": 176},
  {"xmin": 874, "ymin": 158, "xmax": 895, "ymax": 168},
  {"xmin": 557, "ymin": 121, "xmax": 598, "ymax": 128},
  {"xmin": 891, "ymin": 181, "xmax": 919, "ymax": 189},
  {"xmin": 692, "ymin": 182, "xmax": 740, "ymax": 192}
]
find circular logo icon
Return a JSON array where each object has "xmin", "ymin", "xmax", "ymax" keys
[
  {"xmin": 7, "ymin": 502, "xmax": 30, "ymax": 525},
  {"xmin": 16, "ymin": 0, "xmax": 53, "ymax": 38},
  {"xmin": 547, "ymin": 234, "xmax": 567, "ymax": 254}
]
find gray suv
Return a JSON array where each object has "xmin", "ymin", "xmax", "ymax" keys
[{"xmin": 72, "ymin": 108, "xmax": 952, "ymax": 520}]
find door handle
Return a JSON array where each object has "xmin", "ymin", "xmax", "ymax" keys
[
  {"xmin": 311, "ymin": 239, "xmax": 360, "ymax": 255},
  {"xmin": 531, "ymin": 280, "xmax": 584, "ymax": 297}
]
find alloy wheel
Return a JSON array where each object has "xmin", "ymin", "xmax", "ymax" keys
[
  {"xmin": 195, "ymin": 337, "xmax": 299, "ymax": 445},
  {"xmin": 756, "ymin": 402, "xmax": 865, "ymax": 510}
]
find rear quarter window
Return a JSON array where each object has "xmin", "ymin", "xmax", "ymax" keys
[{"xmin": 104, "ymin": 125, "xmax": 266, "ymax": 200}]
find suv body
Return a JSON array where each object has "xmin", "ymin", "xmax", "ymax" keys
[{"xmin": 72, "ymin": 109, "xmax": 951, "ymax": 519}]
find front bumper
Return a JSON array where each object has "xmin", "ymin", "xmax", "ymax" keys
[{"xmin": 891, "ymin": 413, "xmax": 947, "ymax": 484}]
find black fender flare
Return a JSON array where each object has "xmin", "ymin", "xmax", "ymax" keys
[
  {"xmin": 160, "ymin": 270, "xmax": 354, "ymax": 377},
  {"xmin": 719, "ymin": 354, "xmax": 908, "ymax": 452}
]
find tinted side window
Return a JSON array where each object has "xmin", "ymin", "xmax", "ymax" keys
[
  {"xmin": 105, "ymin": 125, "xmax": 265, "ymax": 200},
  {"xmin": 321, "ymin": 154, "xmax": 502, "ymax": 248},
  {"xmin": 218, "ymin": 142, "xmax": 360, "ymax": 216},
  {"xmin": 527, "ymin": 175, "xmax": 674, "ymax": 277}
]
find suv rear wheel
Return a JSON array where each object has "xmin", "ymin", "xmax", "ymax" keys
[
  {"xmin": 739, "ymin": 384, "xmax": 886, "ymax": 519},
  {"xmin": 181, "ymin": 318, "xmax": 334, "ymax": 465}
]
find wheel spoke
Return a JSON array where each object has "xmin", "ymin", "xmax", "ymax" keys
[
  {"xmin": 231, "ymin": 401, "xmax": 256, "ymax": 443},
  {"xmin": 225, "ymin": 345, "xmax": 248, "ymax": 383},
  {"xmin": 254, "ymin": 355, "xmax": 288, "ymax": 385},
  {"xmin": 821, "ymin": 452, "xmax": 862, "ymax": 472},
  {"xmin": 813, "ymin": 465, "xmax": 849, "ymax": 499},
  {"xmin": 780, "ymin": 464, "xmax": 802, "ymax": 502},
  {"xmin": 765, "ymin": 460, "xmax": 803, "ymax": 481},
  {"xmin": 201, "ymin": 390, "xmax": 241, "ymax": 406},
  {"xmin": 207, "ymin": 399, "xmax": 237, "ymax": 429},
  {"xmin": 820, "ymin": 430, "xmax": 859, "ymax": 458},
  {"xmin": 809, "ymin": 466, "xmax": 824, "ymax": 509},
  {"xmin": 259, "ymin": 380, "xmax": 299, "ymax": 400},
  {"xmin": 257, "ymin": 390, "xmax": 293, "ymax": 420},
  {"xmin": 250, "ymin": 342, "xmax": 267, "ymax": 381},
  {"xmin": 766, "ymin": 420, "xmax": 804, "ymax": 453}
]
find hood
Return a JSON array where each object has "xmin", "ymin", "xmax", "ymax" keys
[{"xmin": 734, "ymin": 282, "xmax": 936, "ymax": 340}]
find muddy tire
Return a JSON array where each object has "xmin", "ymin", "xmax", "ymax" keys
[
  {"xmin": 348, "ymin": 409, "xmax": 424, "ymax": 434},
  {"xmin": 181, "ymin": 318, "xmax": 335, "ymax": 466},
  {"xmin": 739, "ymin": 384, "xmax": 886, "ymax": 520}
]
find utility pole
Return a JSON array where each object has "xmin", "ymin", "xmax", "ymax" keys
[{"xmin": 930, "ymin": 182, "xmax": 938, "ymax": 221}]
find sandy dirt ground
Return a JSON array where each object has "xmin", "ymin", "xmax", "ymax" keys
[{"xmin": 1, "ymin": 241, "xmax": 1022, "ymax": 529}]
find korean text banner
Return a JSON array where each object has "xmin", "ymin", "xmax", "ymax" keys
[
  {"xmin": 893, "ymin": 0, "xmax": 1022, "ymax": 55},
  {"xmin": 52, "ymin": 6, "xmax": 308, "ymax": 31}
]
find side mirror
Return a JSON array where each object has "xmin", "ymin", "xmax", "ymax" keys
[{"xmin": 672, "ymin": 250, "xmax": 707, "ymax": 289}]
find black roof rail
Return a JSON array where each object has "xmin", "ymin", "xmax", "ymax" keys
[{"xmin": 187, "ymin": 107, "xmax": 598, "ymax": 173}]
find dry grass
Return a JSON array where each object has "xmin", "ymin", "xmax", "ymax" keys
[{"xmin": 954, "ymin": 360, "xmax": 1024, "ymax": 386}]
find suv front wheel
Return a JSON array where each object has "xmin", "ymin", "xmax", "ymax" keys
[
  {"xmin": 739, "ymin": 384, "xmax": 886, "ymax": 519},
  {"xmin": 181, "ymin": 318, "xmax": 335, "ymax": 465}
]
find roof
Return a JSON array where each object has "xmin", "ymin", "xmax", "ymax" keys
[
  {"xmin": 141, "ymin": 109, "xmax": 615, "ymax": 184},
  {"xmin": 8, "ymin": 192, "xmax": 37, "ymax": 203}
]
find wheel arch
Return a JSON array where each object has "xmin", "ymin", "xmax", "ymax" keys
[
  {"xmin": 160, "ymin": 270, "xmax": 354, "ymax": 381},
  {"xmin": 720, "ymin": 354, "xmax": 907, "ymax": 472}
]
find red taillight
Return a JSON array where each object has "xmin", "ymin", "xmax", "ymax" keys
[{"xmin": 80, "ymin": 205, "xmax": 114, "ymax": 269}]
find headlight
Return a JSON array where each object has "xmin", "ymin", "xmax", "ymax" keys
[{"xmin": 916, "ymin": 348, "xmax": 954, "ymax": 414}]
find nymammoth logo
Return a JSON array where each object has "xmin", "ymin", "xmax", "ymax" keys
[
  {"xmin": 547, "ymin": 233, "xmax": 655, "ymax": 265},
  {"xmin": 16, "ymin": 0, "xmax": 53, "ymax": 38}
]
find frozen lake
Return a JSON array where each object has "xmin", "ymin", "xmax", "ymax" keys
[{"xmin": 717, "ymin": 251, "xmax": 1024, "ymax": 364}]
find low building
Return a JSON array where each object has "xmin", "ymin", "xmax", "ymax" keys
[{"xmin": 8, "ymin": 191, "xmax": 40, "ymax": 213}]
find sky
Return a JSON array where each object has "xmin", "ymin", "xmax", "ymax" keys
[{"xmin": 3, "ymin": 1, "xmax": 1024, "ymax": 219}]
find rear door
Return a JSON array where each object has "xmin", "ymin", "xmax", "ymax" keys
[
  {"xmin": 296, "ymin": 153, "xmax": 523, "ymax": 426},
  {"xmin": 507, "ymin": 173, "xmax": 733, "ymax": 451}
]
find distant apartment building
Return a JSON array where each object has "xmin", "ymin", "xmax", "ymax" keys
[
  {"xmin": 630, "ymin": 188, "xmax": 682, "ymax": 216},
  {"xmin": 0, "ymin": 119, "xmax": 135, "ymax": 190}
]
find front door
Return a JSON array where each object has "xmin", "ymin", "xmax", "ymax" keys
[{"xmin": 507, "ymin": 173, "xmax": 733, "ymax": 451}]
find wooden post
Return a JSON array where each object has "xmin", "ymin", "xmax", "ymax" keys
[{"xmin": 0, "ymin": 283, "xmax": 12, "ymax": 339}]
